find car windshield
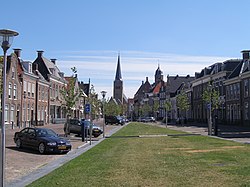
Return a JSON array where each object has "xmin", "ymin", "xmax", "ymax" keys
[{"xmin": 36, "ymin": 128, "xmax": 58, "ymax": 137}]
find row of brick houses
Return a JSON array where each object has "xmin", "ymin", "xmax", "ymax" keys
[
  {"xmin": 133, "ymin": 50, "xmax": 250, "ymax": 126},
  {"xmin": 1, "ymin": 49, "xmax": 90, "ymax": 128}
]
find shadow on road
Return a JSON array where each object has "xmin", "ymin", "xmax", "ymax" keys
[{"xmin": 6, "ymin": 146, "xmax": 66, "ymax": 155}]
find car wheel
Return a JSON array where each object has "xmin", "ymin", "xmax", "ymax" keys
[
  {"xmin": 16, "ymin": 138, "xmax": 22, "ymax": 148},
  {"xmin": 38, "ymin": 143, "xmax": 46, "ymax": 154}
]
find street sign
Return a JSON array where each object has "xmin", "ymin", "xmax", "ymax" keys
[
  {"xmin": 207, "ymin": 103, "xmax": 211, "ymax": 109},
  {"xmin": 85, "ymin": 104, "xmax": 91, "ymax": 113}
]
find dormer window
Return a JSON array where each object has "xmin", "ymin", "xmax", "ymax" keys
[
  {"xmin": 11, "ymin": 67, "xmax": 15, "ymax": 79},
  {"xmin": 29, "ymin": 63, "xmax": 32, "ymax": 73},
  {"xmin": 49, "ymin": 68, "xmax": 55, "ymax": 75}
]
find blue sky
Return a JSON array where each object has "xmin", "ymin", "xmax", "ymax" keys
[{"xmin": 1, "ymin": 0, "xmax": 250, "ymax": 98}]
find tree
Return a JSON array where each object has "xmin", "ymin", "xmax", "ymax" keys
[
  {"xmin": 176, "ymin": 90, "xmax": 189, "ymax": 125},
  {"xmin": 202, "ymin": 83, "xmax": 219, "ymax": 135},
  {"xmin": 86, "ymin": 85, "xmax": 100, "ymax": 120},
  {"xmin": 152, "ymin": 99, "xmax": 159, "ymax": 118},
  {"xmin": 141, "ymin": 103, "xmax": 151, "ymax": 117},
  {"xmin": 165, "ymin": 99, "xmax": 171, "ymax": 126},
  {"xmin": 60, "ymin": 67, "xmax": 80, "ymax": 136},
  {"xmin": 104, "ymin": 101, "xmax": 121, "ymax": 116}
]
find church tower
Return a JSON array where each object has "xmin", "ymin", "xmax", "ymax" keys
[
  {"xmin": 155, "ymin": 64, "xmax": 163, "ymax": 84},
  {"xmin": 113, "ymin": 54, "xmax": 123, "ymax": 104}
]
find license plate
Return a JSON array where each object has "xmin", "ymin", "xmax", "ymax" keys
[{"xmin": 58, "ymin": 146, "xmax": 66, "ymax": 150}]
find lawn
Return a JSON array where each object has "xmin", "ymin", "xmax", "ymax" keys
[{"xmin": 28, "ymin": 122, "xmax": 250, "ymax": 187}]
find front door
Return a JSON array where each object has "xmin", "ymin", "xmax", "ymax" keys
[{"xmin": 16, "ymin": 111, "xmax": 20, "ymax": 127}]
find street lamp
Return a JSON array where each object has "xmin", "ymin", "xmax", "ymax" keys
[
  {"xmin": 208, "ymin": 84, "xmax": 213, "ymax": 136},
  {"xmin": 0, "ymin": 29, "xmax": 19, "ymax": 187},
  {"xmin": 101, "ymin": 91, "xmax": 107, "ymax": 138}
]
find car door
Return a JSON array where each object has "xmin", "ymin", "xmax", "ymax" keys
[
  {"xmin": 26, "ymin": 128, "xmax": 38, "ymax": 148},
  {"xmin": 17, "ymin": 128, "xmax": 29, "ymax": 147}
]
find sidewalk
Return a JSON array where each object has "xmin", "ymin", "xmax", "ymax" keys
[{"xmin": 158, "ymin": 122, "xmax": 250, "ymax": 144}]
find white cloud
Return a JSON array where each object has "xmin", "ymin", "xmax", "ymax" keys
[{"xmin": 56, "ymin": 50, "xmax": 234, "ymax": 99}]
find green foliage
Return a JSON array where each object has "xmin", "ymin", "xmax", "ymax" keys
[
  {"xmin": 104, "ymin": 101, "xmax": 122, "ymax": 116},
  {"xmin": 86, "ymin": 85, "xmax": 100, "ymax": 119},
  {"xmin": 176, "ymin": 90, "xmax": 189, "ymax": 111},
  {"xmin": 165, "ymin": 99, "xmax": 172, "ymax": 111},
  {"xmin": 141, "ymin": 103, "xmax": 151, "ymax": 116},
  {"xmin": 60, "ymin": 67, "xmax": 80, "ymax": 117},
  {"xmin": 202, "ymin": 84, "xmax": 220, "ymax": 111},
  {"xmin": 153, "ymin": 100, "xmax": 159, "ymax": 113}
]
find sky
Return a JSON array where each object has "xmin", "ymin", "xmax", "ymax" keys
[{"xmin": 1, "ymin": 0, "xmax": 250, "ymax": 99}]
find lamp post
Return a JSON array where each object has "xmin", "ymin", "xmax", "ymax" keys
[
  {"xmin": 208, "ymin": 84, "xmax": 213, "ymax": 136},
  {"xmin": 0, "ymin": 29, "xmax": 19, "ymax": 187},
  {"xmin": 101, "ymin": 91, "xmax": 107, "ymax": 138}
]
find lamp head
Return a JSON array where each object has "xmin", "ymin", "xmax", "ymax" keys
[
  {"xmin": 101, "ymin": 91, "xmax": 107, "ymax": 98},
  {"xmin": 0, "ymin": 29, "xmax": 19, "ymax": 52}
]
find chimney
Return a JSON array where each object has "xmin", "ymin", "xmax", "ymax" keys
[
  {"xmin": 50, "ymin": 59, "xmax": 57, "ymax": 64},
  {"xmin": 37, "ymin": 50, "xmax": 44, "ymax": 58},
  {"xmin": 146, "ymin": 77, "xmax": 148, "ymax": 82},
  {"xmin": 142, "ymin": 81, "xmax": 144, "ymax": 85},
  {"xmin": 13, "ymin": 48, "xmax": 21, "ymax": 58},
  {"xmin": 241, "ymin": 50, "xmax": 250, "ymax": 60}
]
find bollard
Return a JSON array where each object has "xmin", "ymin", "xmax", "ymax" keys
[{"xmin": 11, "ymin": 121, "xmax": 14, "ymax": 129}]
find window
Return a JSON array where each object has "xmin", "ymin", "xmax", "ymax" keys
[
  {"xmin": 41, "ymin": 106, "xmax": 44, "ymax": 120},
  {"xmin": 23, "ymin": 81, "xmax": 27, "ymax": 97},
  {"xmin": 31, "ymin": 83, "xmax": 35, "ymax": 97},
  {"xmin": 38, "ymin": 106, "xmax": 40, "ymax": 121},
  {"xmin": 55, "ymin": 85, "xmax": 58, "ymax": 98},
  {"xmin": 245, "ymin": 102, "xmax": 249, "ymax": 120},
  {"xmin": 11, "ymin": 67, "xmax": 15, "ymax": 79},
  {"xmin": 5, "ymin": 105, "xmax": 9, "ymax": 122},
  {"xmin": 236, "ymin": 83, "xmax": 240, "ymax": 99},
  {"xmin": 244, "ymin": 79, "xmax": 249, "ymax": 97},
  {"xmin": 230, "ymin": 85, "xmax": 233, "ymax": 100},
  {"xmin": 29, "ymin": 64, "xmax": 32, "ymax": 73},
  {"xmin": 8, "ymin": 83, "xmax": 12, "ymax": 99},
  {"xmin": 28, "ymin": 82, "xmax": 31, "ymax": 97},
  {"xmin": 13, "ymin": 84, "xmax": 17, "ymax": 99},
  {"xmin": 27, "ymin": 104, "xmax": 30, "ymax": 121},
  {"xmin": 39, "ymin": 86, "xmax": 41, "ymax": 101},
  {"xmin": 23, "ymin": 103, "xmax": 26, "ymax": 121},
  {"xmin": 10, "ymin": 105, "xmax": 15, "ymax": 122}
]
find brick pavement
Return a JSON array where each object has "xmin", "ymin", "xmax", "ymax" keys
[
  {"xmin": 5, "ymin": 119, "xmax": 120, "ymax": 185},
  {"xmin": 155, "ymin": 122, "xmax": 250, "ymax": 144}
]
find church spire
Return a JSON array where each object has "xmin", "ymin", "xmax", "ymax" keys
[{"xmin": 115, "ymin": 53, "xmax": 122, "ymax": 80}]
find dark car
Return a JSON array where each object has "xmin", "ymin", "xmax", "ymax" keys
[
  {"xmin": 105, "ymin": 115, "xmax": 124, "ymax": 125},
  {"xmin": 14, "ymin": 127, "xmax": 72, "ymax": 154},
  {"xmin": 68, "ymin": 119, "xmax": 103, "ymax": 138}
]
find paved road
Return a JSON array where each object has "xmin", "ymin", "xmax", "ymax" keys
[{"xmin": 6, "ymin": 120, "xmax": 125, "ymax": 187}]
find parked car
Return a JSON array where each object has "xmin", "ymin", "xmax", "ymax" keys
[
  {"xmin": 82, "ymin": 119, "xmax": 103, "ymax": 137},
  {"xmin": 68, "ymin": 119, "xmax": 103, "ymax": 138},
  {"xmin": 105, "ymin": 115, "xmax": 125, "ymax": 125},
  {"xmin": 138, "ymin": 117, "xmax": 156, "ymax": 123},
  {"xmin": 14, "ymin": 127, "xmax": 72, "ymax": 154},
  {"xmin": 145, "ymin": 117, "xmax": 156, "ymax": 122}
]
